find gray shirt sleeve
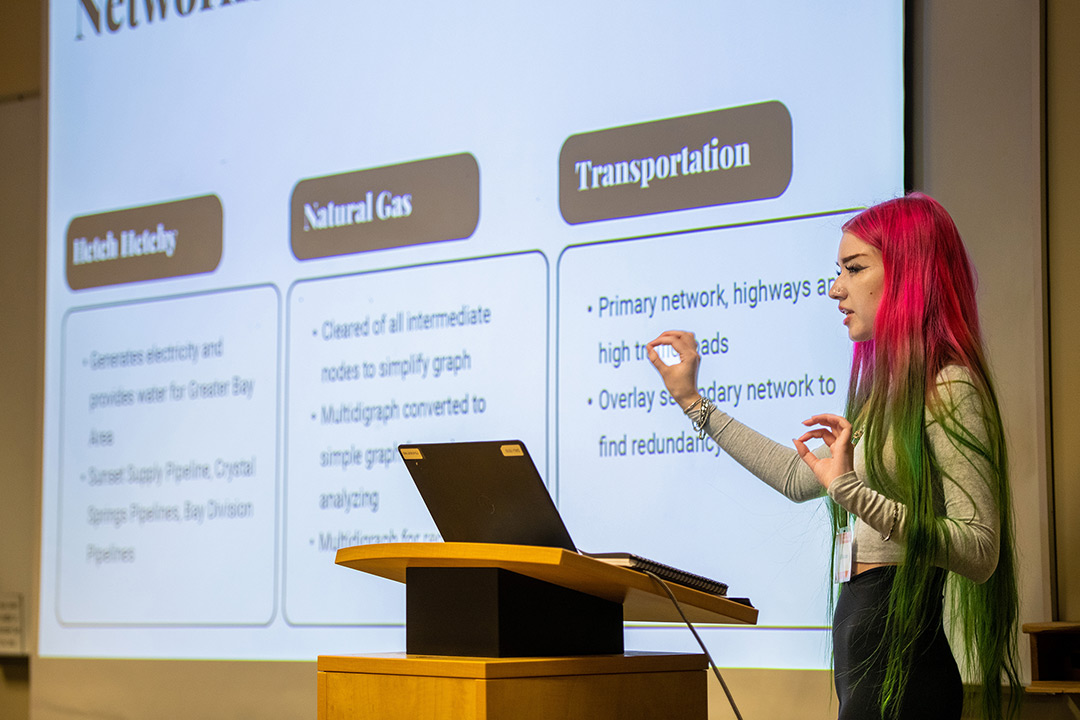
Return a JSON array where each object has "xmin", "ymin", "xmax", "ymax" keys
[{"xmin": 691, "ymin": 405, "xmax": 826, "ymax": 503}]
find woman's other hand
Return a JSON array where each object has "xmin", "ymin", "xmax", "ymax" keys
[
  {"xmin": 793, "ymin": 413, "xmax": 856, "ymax": 489},
  {"xmin": 646, "ymin": 331, "xmax": 702, "ymax": 411}
]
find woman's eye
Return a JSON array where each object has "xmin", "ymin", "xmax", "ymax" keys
[{"xmin": 845, "ymin": 264, "xmax": 863, "ymax": 274}]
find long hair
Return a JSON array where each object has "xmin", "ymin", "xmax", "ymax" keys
[{"xmin": 836, "ymin": 193, "xmax": 1021, "ymax": 719}]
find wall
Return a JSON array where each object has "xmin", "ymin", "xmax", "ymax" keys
[
  {"xmin": 0, "ymin": 1, "xmax": 43, "ymax": 718},
  {"xmin": 907, "ymin": 0, "xmax": 1053, "ymax": 628},
  {"xmin": 0, "ymin": 96, "xmax": 41, "ymax": 720},
  {"xmin": 906, "ymin": 3, "xmax": 1075, "ymax": 717},
  {"xmin": 0, "ymin": 1, "xmax": 41, "ymax": 101},
  {"xmin": 1048, "ymin": 0, "xmax": 1080, "ymax": 623}
]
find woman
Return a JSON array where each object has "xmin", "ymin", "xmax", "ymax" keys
[{"xmin": 647, "ymin": 193, "xmax": 1021, "ymax": 720}]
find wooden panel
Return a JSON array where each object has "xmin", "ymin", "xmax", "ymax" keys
[
  {"xmin": 316, "ymin": 671, "xmax": 326, "ymax": 720},
  {"xmin": 1023, "ymin": 623, "xmax": 1080, "ymax": 635},
  {"xmin": 324, "ymin": 670, "xmax": 481, "ymax": 719},
  {"xmin": 1023, "ymin": 621, "xmax": 1080, "ymax": 695},
  {"xmin": 319, "ymin": 653, "xmax": 707, "ymax": 720},
  {"xmin": 482, "ymin": 670, "xmax": 705, "ymax": 720},
  {"xmin": 1026, "ymin": 681, "xmax": 1080, "ymax": 696},
  {"xmin": 334, "ymin": 542, "xmax": 757, "ymax": 625}
]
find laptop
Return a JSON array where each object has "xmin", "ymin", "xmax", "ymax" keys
[{"xmin": 398, "ymin": 440, "xmax": 729, "ymax": 597}]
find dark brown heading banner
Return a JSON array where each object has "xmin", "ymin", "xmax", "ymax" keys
[
  {"xmin": 290, "ymin": 153, "xmax": 480, "ymax": 261},
  {"xmin": 559, "ymin": 101, "xmax": 792, "ymax": 225},
  {"xmin": 66, "ymin": 195, "xmax": 223, "ymax": 290}
]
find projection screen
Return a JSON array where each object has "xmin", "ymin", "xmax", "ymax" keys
[{"xmin": 41, "ymin": 0, "xmax": 904, "ymax": 667}]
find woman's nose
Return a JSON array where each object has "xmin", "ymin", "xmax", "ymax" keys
[{"xmin": 829, "ymin": 277, "xmax": 844, "ymax": 299}]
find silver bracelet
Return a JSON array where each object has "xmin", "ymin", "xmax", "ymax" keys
[
  {"xmin": 690, "ymin": 397, "xmax": 714, "ymax": 439},
  {"xmin": 683, "ymin": 397, "xmax": 704, "ymax": 414}
]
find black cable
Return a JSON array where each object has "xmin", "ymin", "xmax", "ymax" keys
[{"xmin": 642, "ymin": 570, "xmax": 745, "ymax": 720}]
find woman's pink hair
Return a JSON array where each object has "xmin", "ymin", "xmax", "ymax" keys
[{"xmin": 842, "ymin": 192, "xmax": 987, "ymax": 398}]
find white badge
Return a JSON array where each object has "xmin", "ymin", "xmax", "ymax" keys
[{"xmin": 833, "ymin": 526, "xmax": 853, "ymax": 584}]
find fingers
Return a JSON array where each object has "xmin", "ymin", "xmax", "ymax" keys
[
  {"xmin": 646, "ymin": 331, "xmax": 695, "ymax": 369},
  {"xmin": 802, "ymin": 414, "xmax": 852, "ymax": 443},
  {"xmin": 648, "ymin": 330, "xmax": 695, "ymax": 344},
  {"xmin": 645, "ymin": 337, "xmax": 683, "ymax": 372},
  {"xmin": 646, "ymin": 330, "xmax": 697, "ymax": 358},
  {"xmin": 801, "ymin": 413, "xmax": 850, "ymax": 429},
  {"xmin": 645, "ymin": 343, "xmax": 668, "ymax": 373},
  {"xmin": 795, "ymin": 415, "xmax": 855, "ymax": 490},
  {"xmin": 793, "ymin": 437, "xmax": 816, "ymax": 465},
  {"xmin": 796, "ymin": 428, "xmax": 837, "ymax": 446},
  {"xmin": 646, "ymin": 331, "xmax": 702, "ymax": 408}
]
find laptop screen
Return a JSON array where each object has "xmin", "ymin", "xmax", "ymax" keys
[{"xmin": 398, "ymin": 440, "xmax": 576, "ymax": 550}]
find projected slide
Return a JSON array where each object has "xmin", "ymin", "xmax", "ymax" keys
[
  {"xmin": 42, "ymin": 1, "xmax": 903, "ymax": 665},
  {"xmin": 558, "ymin": 218, "xmax": 850, "ymax": 627},
  {"xmin": 58, "ymin": 288, "xmax": 278, "ymax": 624},
  {"xmin": 283, "ymin": 254, "xmax": 547, "ymax": 625}
]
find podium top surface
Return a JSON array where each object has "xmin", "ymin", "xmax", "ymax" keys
[
  {"xmin": 335, "ymin": 542, "xmax": 757, "ymax": 625},
  {"xmin": 317, "ymin": 651, "xmax": 708, "ymax": 678}
]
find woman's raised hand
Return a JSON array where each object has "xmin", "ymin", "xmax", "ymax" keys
[
  {"xmin": 793, "ymin": 413, "xmax": 856, "ymax": 490},
  {"xmin": 646, "ymin": 330, "xmax": 702, "ymax": 410}
]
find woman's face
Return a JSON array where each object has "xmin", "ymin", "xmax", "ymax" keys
[{"xmin": 831, "ymin": 232, "xmax": 884, "ymax": 342}]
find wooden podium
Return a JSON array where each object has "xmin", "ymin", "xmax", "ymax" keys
[{"xmin": 318, "ymin": 542, "xmax": 756, "ymax": 720}]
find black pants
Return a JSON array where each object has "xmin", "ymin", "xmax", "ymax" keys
[{"xmin": 832, "ymin": 566, "xmax": 962, "ymax": 720}]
